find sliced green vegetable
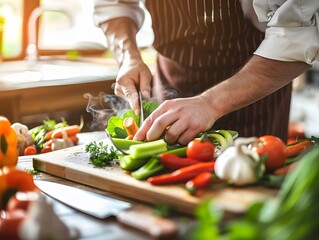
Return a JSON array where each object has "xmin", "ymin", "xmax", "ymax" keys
[
  {"xmin": 129, "ymin": 139, "xmax": 167, "ymax": 160},
  {"xmin": 112, "ymin": 138, "xmax": 144, "ymax": 151},
  {"xmin": 216, "ymin": 130, "xmax": 234, "ymax": 146},
  {"xmin": 206, "ymin": 133, "xmax": 228, "ymax": 152},
  {"xmin": 119, "ymin": 155, "xmax": 148, "ymax": 171},
  {"xmin": 160, "ymin": 146, "xmax": 187, "ymax": 157},
  {"xmin": 131, "ymin": 157, "xmax": 165, "ymax": 180}
]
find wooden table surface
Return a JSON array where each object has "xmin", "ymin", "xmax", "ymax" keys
[{"xmin": 16, "ymin": 131, "xmax": 194, "ymax": 240}]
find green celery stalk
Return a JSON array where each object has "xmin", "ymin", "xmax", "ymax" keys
[
  {"xmin": 129, "ymin": 139, "xmax": 167, "ymax": 160},
  {"xmin": 159, "ymin": 147, "xmax": 187, "ymax": 157},
  {"xmin": 112, "ymin": 138, "xmax": 144, "ymax": 151},
  {"xmin": 131, "ymin": 157, "xmax": 164, "ymax": 180},
  {"xmin": 216, "ymin": 130, "xmax": 234, "ymax": 146},
  {"xmin": 119, "ymin": 155, "xmax": 148, "ymax": 171}
]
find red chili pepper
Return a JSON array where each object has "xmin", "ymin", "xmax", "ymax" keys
[
  {"xmin": 274, "ymin": 162, "xmax": 298, "ymax": 176},
  {"xmin": 185, "ymin": 171, "xmax": 213, "ymax": 195},
  {"xmin": 160, "ymin": 153, "xmax": 201, "ymax": 170},
  {"xmin": 286, "ymin": 140, "xmax": 312, "ymax": 158},
  {"xmin": 147, "ymin": 162, "xmax": 215, "ymax": 185}
]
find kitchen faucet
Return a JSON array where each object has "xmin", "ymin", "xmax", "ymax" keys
[{"xmin": 25, "ymin": 6, "xmax": 74, "ymax": 62}]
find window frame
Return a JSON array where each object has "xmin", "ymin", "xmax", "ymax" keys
[{"xmin": 4, "ymin": 0, "xmax": 105, "ymax": 61}]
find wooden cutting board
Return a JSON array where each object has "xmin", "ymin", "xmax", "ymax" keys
[{"xmin": 33, "ymin": 140, "xmax": 278, "ymax": 215}]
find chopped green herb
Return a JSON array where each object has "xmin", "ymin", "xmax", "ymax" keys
[
  {"xmin": 25, "ymin": 168, "xmax": 40, "ymax": 175},
  {"xmin": 85, "ymin": 141, "xmax": 119, "ymax": 167}
]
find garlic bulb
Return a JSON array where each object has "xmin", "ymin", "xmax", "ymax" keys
[
  {"xmin": 19, "ymin": 194, "xmax": 79, "ymax": 240},
  {"xmin": 51, "ymin": 129, "xmax": 74, "ymax": 151},
  {"xmin": 11, "ymin": 123, "xmax": 34, "ymax": 155},
  {"xmin": 214, "ymin": 137, "xmax": 265, "ymax": 186}
]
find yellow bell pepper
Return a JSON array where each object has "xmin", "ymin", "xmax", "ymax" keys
[{"xmin": 0, "ymin": 116, "xmax": 18, "ymax": 168}]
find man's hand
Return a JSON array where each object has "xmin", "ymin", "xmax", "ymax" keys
[
  {"xmin": 114, "ymin": 58, "xmax": 152, "ymax": 116},
  {"xmin": 100, "ymin": 17, "xmax": 152, "ymax": 115},
  {"xmin": 134, "ymin": 55, "xmax": 309, "ymax": 145},
  {"xmin": 134, "ymin": 96, "xmax": 217, "ymax": 145}
]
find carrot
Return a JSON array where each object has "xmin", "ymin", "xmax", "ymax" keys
[
  {"xmin": 41, "ymin": 145, "xmax": 52, "ymax": 154},
  {"xmin": 123, "ymin": 117, "xmax": 139, "ymax": 137},
  {"xmin": 45, "ymin": 125, "xmax": 81, "ymax": 140},
  {"xmin": 51, "ymin": 125, "xmax": 81, "ymax": 139},
  {"xmin": 68, "ymin": 134, "xmax": 79, "ymax": 144},
  {"xmin": 125, "ymin": 135, "xmax": 134, "ymax": 140},
  {"xmin": 286, "ymin": 140, "xmax": 312, "ymax": 158},
  {"xmin": 44, "ymin": 129, "xmax": 56, "ymax": 141}
]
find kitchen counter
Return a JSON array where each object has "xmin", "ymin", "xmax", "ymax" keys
[
  {"xmin": 0, "ymin": 60, "xmax": 118, "ymax": 130},
  {"xmin": 16, "ymin": 131, "xmax": 194, "ymax": 240}
]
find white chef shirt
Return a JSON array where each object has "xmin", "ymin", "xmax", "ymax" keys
[{"xmin": 93, "ymin": 0, "xmax": 319, "ymax": 65}]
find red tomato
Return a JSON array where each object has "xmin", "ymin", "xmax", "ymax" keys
[
  {"xmin": 41, "ymin": 145, "xmax": 52, "ymax": 154},
  {"xmin": 186, "ymin": 140, "xmax": 215, "ymax": 161},
  {"xmin": 24, "ymin": 146, "xmax": 37, "ymax": 155},
  {"xmin": 252, "ymin": 135, "xmax": 287, "ymax": 172}
]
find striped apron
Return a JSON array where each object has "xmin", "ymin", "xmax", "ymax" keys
[{"xmin": 145, "ymin": 0, "xmax": 292, "ymax": 142}]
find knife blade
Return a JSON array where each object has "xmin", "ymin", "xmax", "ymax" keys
[
  {"xmin": 138, "ymin": 91, "xmax": 144, "ymax": 126},
  {"xmin": 35, "ymin": 180, "xmax": 177, "ymax": 238}
]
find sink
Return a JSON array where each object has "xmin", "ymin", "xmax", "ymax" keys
[{"xmin": 0, "ymin": 60, "xmax": 118, "ymax": 90}]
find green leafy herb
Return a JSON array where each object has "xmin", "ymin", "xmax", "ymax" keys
[
  {"xmin": 85, "ymin": 141, "xmax": 119, "ymax": 167},
  {"xmin": 106, "ymin": 101, "xmax": 159, "ymax": 138}
]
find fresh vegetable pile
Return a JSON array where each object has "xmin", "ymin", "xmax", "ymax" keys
[
  {"xmin": 10, "ymin": 118, "xmax": 82, "ymax": 156},
  {"xmin": 87, "ymin": 101, "xmax": 318, "ymax": 197},
  {"xmin": 187, "ymin": 144, "xmax": 319, "ymax": 240}
]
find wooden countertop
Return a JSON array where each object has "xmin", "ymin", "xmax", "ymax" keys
[{"xmin": 16, "ymin": 131, "xmax": 194, "ymax": 240}]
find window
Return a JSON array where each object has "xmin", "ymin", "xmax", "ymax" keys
[
  {"xmin": 0, "ymin": 0, "xmax": 153, "ymax": 60},
  {"xmin": 38, "ymin": 0, "xmax": 153, "ymax": 51},
  {"xmin": 0, "ymin": 0, "xmax": 23, "ymax": 58}
]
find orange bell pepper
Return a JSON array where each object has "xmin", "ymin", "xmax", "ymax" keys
[{"xmin": 0, "ymin": 116, "xmax": 19, "ymax": 168}]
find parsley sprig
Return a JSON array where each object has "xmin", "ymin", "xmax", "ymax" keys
[{"xmin": 85, "ymin": 141, "xmax": 119, "ymax": 167}]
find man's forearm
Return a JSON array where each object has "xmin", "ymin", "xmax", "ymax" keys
[
  {"xmin": 100, "ymin": 17, "xmax": 142, "ymax": 66},
  {"xmin": 201, "ymin": 55, "xmax": 310, "ymax": 121}
]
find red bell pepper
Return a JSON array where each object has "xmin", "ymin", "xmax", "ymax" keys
[
  {"xmin": 159, "ymin": 153, "xmax": 201, "ymax": 170},
  {"xmin": 147, "ymin": 162, "xmax": 215, "ymax": 185}
]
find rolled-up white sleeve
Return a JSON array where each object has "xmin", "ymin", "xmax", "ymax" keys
[
  {"xmin": 253, "ymin": 0, "xmax": 319, "ymax": 65},
  {"xmin": 93, "ymin": 0, "xmax": 145, "ymax": 30}
]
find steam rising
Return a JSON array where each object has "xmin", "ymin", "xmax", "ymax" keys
[{"xmin": 84, "ymin": 92, "xmax": 130, "ymax": 130}]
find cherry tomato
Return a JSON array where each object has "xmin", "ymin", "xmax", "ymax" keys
[
  {"xmin": 252, "ymin": 135, "xmax": 287, "ymax": 172},
  {"xmin": 186, "ymin": 140, "xmax": 215, "ymax": 161},
  {"xmin": 24, "ymin": 146, "xmax": 37, "ymax": 156},
  {"xmin": 41, "ymin": 145, "xmax": 52, "ymax": 154}
]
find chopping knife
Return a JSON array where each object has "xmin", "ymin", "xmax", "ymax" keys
[
  {"xmin": 138, "ymin": 91, "xmax": 144, "ymax": 126},
  {"xmin": 34, "ymin": 180, "xmax": 177, "ymax": 239}
]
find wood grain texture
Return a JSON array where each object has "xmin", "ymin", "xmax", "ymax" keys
[{"xmin": 33, "ymin": 141, "xmax": 277, "ymax": 215}]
